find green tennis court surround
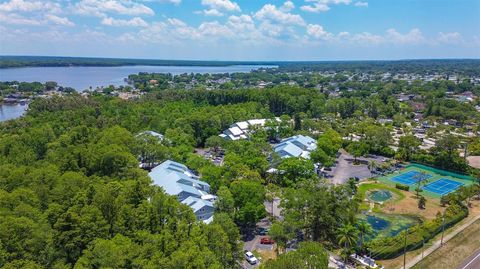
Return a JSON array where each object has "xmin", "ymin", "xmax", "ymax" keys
[{"xmin": 378, "ymin": 164, "xmax": 474, "ymax": 198}]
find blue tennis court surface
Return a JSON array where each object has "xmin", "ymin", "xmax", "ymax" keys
[
  {"xmin": 391, "ymin": 171, "xmax": 432, "ymax": 185},
  {"xmin": 422, "ymin": 178, "xmax": 464, "ymax": 196}
]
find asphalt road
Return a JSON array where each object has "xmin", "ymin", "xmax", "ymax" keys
[{"xmin": 457, "ymin": 249, "xmax": 480, "ymax": 269}]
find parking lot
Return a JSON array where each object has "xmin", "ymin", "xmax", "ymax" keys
[
  {"xmin": 242, "ymin": 218, "xmax": 274, "ymax": 268},
  {"xmin": 325, "ymin": 150, "xmax": 390, "ymax": 184}
]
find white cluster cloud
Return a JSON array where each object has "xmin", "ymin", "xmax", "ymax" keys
[
  {"xmin": 0, "ymin": 0, "xmax": 475, "ymax": 58},
  {"xmin": 306, "ymin": 24, "xmax": 333, "ymax": 40},
  {"xmin": 280, "ymin": 1, "xmax": 295, "ymax": 12},
  {"xmin": 0, "ymin": 0, "xmax": 61, "ymax": 13},
  {"xmin": 0, "ymin": 0, "xmax": 70, "ymax": 27},
  {"xmin": 201, "ymin": 0, "xmax": 240, "ymax": 11},
  {"xmin": 437, "ymin": 32, "xmax": 463, "ymax": 44},
  {"xmin": 0, "ymin": 12, "xmax": 75, "ymax": 26},
  {"xmin": 0, "ymin": 12, "xmax": 42, "ymax": 25},
  {"xmin": 74, "ymin": 0, "xmax": 155, "ymax": 17},
  {"xmin": 101, "ymin": 17, "xmax": 148, "ymax": 27},
  {"xmin": 45, "ymin": 14, "xmax": 75, "ymax": 26},
  {"xmin": 349, "ymin": 31, "xmax": 383, "ymax": 45},
  {"xmin": 255, "ymin": 3, "xmax": 305, "ymax": 26},
  {"xmin": 154, "ymin": 0, "xmax": 182, "ymax": 4},
  {"xmin": 201, "ymin": 8, "xmax": 224, "ymax": 16},
  {"xmin": 198, "ymin": 0, "xmax": 241, "ymax": 17},
  {"xmin": 341, "ymin": 28, "xmax": 426, "ymax": 46},
  {"xmin": 301, "ymin": 0, "xmax": 352, "ymax": 13},
  {"xmin": 354, "ymin": 1, "xmax": 368, "ymax": 7},
  {"xmin": 385, "ymin": 28, "xmax": 424, "ymax": 44}
]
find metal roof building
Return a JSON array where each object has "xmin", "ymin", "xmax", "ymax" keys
[
  {"xmin": 274, "ymin": 135, "xmax": 317, "ymax": 159},
  {"xmin": 149, "ymin": 160, "xmax": 216, "ymax": 223}
]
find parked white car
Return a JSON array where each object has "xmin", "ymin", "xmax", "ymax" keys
[{"xmin": 244, "ymin": 251, "xmax": 258, "ymax": 265}]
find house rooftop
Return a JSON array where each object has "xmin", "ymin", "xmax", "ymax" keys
[
  {"xmin": 274, "ymin": 135, "xmax": 317, "ymax": 159},
  {"xmin": 138, "ymin": 130, "xmax": 164, "ymax": 140},
  {"xmin": 148, "ymin": 160, "xmax": 216, "ymax": 223}
]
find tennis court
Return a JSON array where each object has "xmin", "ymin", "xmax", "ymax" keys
[
  {"xmin": 422, "ymin": 178, "xmax": 464, "ymax": 196},
  {"xmin": 378, "ymin": 164, "xmax": 474, "ymax": 198},
  {"xmin": 391, "ymin": 171, "xmax": 432, "ymax": 185}
]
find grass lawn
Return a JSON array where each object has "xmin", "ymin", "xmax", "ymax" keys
[
  {"xmin": 255, "ymin": 249, "xmax": 277, "ymax": 263},
  {"xmin": 412, "ymin": 218, "xmax": 480, "ymax": 269},
  {"xmin": 358, "ymin": 181, "xmax": 443, "ymax": 220},
  {"xmin": 358, "ymin": 182, "xmax": 405, "ymax": 200}
]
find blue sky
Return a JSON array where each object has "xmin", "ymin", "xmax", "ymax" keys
[{"xmin": 0, "ymin": 0, "xmax": 479, "ymax": 60}]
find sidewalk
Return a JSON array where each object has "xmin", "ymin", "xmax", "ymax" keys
[{"xmin": 405, "ymin": 213, "xmax": 480, "ymax": 269}]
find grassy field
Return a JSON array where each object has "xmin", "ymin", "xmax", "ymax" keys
[
  {"xmin": 378, "ymin": 200, "xmax": 480, "ymax": 269},
  {"xmin": 377, "ymin": 164, "xmax": 475, "ymax": 198},
  {"xmin": 412, "ymin": 218, "xmax": 480, "ymax": 269},
  {"xmin": 358, "ymin": 181, "xmax": 444, "ymax": 220}
]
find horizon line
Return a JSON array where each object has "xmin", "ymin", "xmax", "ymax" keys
[{"xmin": 2, "ymin": 54, "xmax": 480, "ymax": 63}]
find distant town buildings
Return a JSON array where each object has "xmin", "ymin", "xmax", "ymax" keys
[
  {"xmin": 274, "ymin": 135, "xmax": 317, "ymax": 159},
  {"xmin": 148, "ymin": 160, "xmax": 216, "ymax": 223}
]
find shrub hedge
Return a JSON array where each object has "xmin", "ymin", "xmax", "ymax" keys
[
  {"xmin": 368, "ymin": 202, "xmax": 468, "ymax": 259},
  {"xmin": 395, "ymin": 183, "xmax": 409, "ymax": 191}
]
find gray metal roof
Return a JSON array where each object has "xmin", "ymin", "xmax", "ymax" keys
[{"xmin": 274, "ymin": 135, "xmax": 317, "ymax": 159}]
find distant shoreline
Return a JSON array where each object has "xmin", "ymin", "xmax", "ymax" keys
[
  {"xmin": 0, "ymin": 56, "xmax": 278, "ymax": 69},
  {"xmin": 1, "ymin": 55, "xmax": 479, "ymax": 69}
]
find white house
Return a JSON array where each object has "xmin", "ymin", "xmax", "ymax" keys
[{"xmin": 219, "ymin": 118, "xmax": 280, "ymax": 141}]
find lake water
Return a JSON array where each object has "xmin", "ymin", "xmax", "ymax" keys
[
  {"xmin": 0, "ymin": 65, "xmax": 274, "ymax": 91},
  {"xmin": 0, "ymin": 103, "xmax": 28, "ymax": 122}
]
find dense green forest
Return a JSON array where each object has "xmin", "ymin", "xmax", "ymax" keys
[
  {"xmin": 277, "ymin": 59, "xmax": 480, "ymax": 75},
  {"xmin": 0, "ymin": 96, "xmax": 262, "ymax": 268},
  {"xmin": 0, "ymin": 83, "xmax": 479, "ymax": 268}
]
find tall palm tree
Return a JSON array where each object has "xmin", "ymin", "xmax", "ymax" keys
[
  {"xmin": 336, "ymin": 224, "xmax": 359, "ymax": 257},
  {"xmin": 357, "ymin": 221, "xmax": 373, "ymax": 251}
]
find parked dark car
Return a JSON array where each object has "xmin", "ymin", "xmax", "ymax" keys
[
  {"xmin": 257, "ymin": 227, "xmax": 269, "ymax": 235},
  {"xmin": 260, "ymin": 237, "xmax": 275, "ymax": 244}
]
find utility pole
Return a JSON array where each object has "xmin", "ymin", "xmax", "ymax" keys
[
  {"xmin": 403, "ymin": 231, "xmax": 408, "ymax": 269},
  {"xmin": 441, "ymin": 209, "xmax": 446, "ymax": 246},
  {"xmin": 422, "ymin": 238, "xmax": 425, "ymax": 259}
]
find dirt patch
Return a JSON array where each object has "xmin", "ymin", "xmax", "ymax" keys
[
  {"xmin": 380, "ymin": 191, "xmax": 443, "ymax": 220},
  {"xmin": 467, "ymin": 156, "xmax": 480, "ymax": 169}
]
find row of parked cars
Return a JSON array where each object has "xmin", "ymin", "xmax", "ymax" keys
[
  {"xmin": 244, "ymin": 235, "xmax": 275, "ymax": 265},
  {"xmin": 243, "ymin": 225, "xmax": 279, "ymax": 265}
]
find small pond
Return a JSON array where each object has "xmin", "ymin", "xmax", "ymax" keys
[
  {"xmin": 368, "ymin": 190, "xmax": 393, "ymax": 202},
  {"xmin": 358, "ymin": 213, "xmax": 420, "ymax": 241}
]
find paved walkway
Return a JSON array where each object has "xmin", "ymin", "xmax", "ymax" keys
[{"xmin": 405, "ymin": 213, "xmax": 480, "ymax": 269}]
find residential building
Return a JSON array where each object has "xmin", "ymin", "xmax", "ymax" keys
[
  {"xmin": 219, "ymin": 118, "xmax": 280, "ymax": 141},
  {"xmin": 274, "ymin": 135, "xmax": 317, "ymax": 159},
  {"xmin": 138, "ymin": 130, "xmax": 164, "ymax": 141},
  {"xmin": 148, "ymin": 160, "xmax": 216, "ymax": 223}
]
